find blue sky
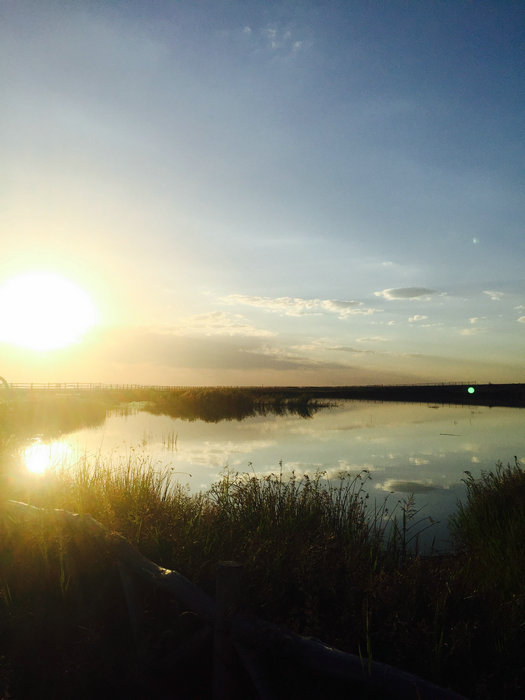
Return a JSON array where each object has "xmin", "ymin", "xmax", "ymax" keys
[{"xmin": 1, "ymin": 0, "xmax": 524, "ymax": 385}]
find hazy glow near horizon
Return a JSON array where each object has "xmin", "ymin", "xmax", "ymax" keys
[{"xmin": 0, "ymin": 272, "xmax": 98, "ymax": 350}]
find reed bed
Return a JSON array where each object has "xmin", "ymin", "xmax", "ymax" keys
[
  {"xmin": 1, "ymin": 457, "xmax": 524, "ymax": 698},
  {"xmin": 0, "ymin": 388, "xmax": 322, "ymax": 459},
  {"xmin": 450, "ymin": 457, "xmax": 525, "ymax": 595}
]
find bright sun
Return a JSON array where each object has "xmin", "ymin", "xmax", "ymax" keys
[{"xmin": 0, "ymin": 272, "xmax": 98, "ymax": 350}]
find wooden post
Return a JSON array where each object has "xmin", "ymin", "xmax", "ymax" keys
[
  {"xmin": 213, "ymin": 561, "xmax": 243, "ymax": 700},
  {"xmin": 117, "ymin": 561, "xmax": 145, "ymax": 649}
]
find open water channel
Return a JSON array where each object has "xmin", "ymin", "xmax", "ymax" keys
[{"xmin": 22, "ymin": 400, "xmax": 525, "ymax": 551}]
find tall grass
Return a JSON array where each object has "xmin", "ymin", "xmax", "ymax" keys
[
  {"xmin": 447, "ymin": 458, "xmax": 525, "ymax": 694},
  {"xmin": 451, "ymin": 457, "xmax": 525, "ymax": 537},
  {"xmin": 448, "ymin": 450, "xmax": 525, "ymax": 681},
  {"xmin": 450, "ymin": 457, "xmax": 525, "ymax": 595},
  {"xmin": 6, "ymin": 461, "xmax": 424, "ymax": 614},
  {"xmin": 2, "ymin": 457, "xmax": 525, "ymax": 697}
]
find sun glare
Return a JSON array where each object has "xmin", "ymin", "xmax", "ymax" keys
[
  {"xmin": 0, "ymin": 272, "xmax": 98, "ymax": 350},
  {"xmin": 23, "ymin": 439, "xmax": 73, "ymax": 475}
]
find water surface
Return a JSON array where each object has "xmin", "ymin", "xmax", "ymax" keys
[{"xmin": 22, "ymin": 400, "xmax": 525, "ymax": 550}]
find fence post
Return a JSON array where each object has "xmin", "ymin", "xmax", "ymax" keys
[{"xmin": 213, "ymin": 561, "xmax": 243, "ymax": 700}]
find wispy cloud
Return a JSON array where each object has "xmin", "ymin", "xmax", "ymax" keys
[
  {"xmin": 518, "ymin": 317, "xmax": 525, "ymax": 324},
  {"xmin": 460, "ymin": 327, "xmax": 485, "ymax": 336},
  {"xmin": 221, "ymin": 294, "xmax": 380, "ymax": 318},
  {"xmin": 331, "ymin": 345, "xmax": 376, "ymax": 355},
  {"xmin": 290, "ymin": 339, "xmax": 377, "ymax": 356},
  {"xmin": 321, "ymin": 299, "xmax": 368, "ymax": 316},
  {"xmin": 169, "ymin": 312, "xmax": 275, "ymax": 337},
  {"xmin": 408, "ymin": 315, "xmax": 428, "ymax": 323},
  {"xmin": 374, "ymin": 287, "xmax": 437, "ymax": 300},
  {"xmin": 483, "ymin": 290, "xmax": 504, "ymax": 301},
  {"xmin": 257, "ymin": 25, "xmax": 306, "ymax": 54},
  {"xmin": 356, "ymin": 336, "xmax": 387, "ymax": 343}
]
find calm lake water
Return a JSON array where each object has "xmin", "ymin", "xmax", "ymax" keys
[{"xmin": 22, "ymin": 400, "xmax": 525, "ymax": 551}]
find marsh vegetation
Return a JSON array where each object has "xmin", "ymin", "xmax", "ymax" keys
[
  {"xmin": 1, "ymin": 451, "xmax": 524, "ymax": 698},
  {"xmin": 0, "ymin": 387, "xmax": 324, "ymax": 452},
  {"xmin": 1, "ymin": 389, "xmax": 523, "ymax": 696}
]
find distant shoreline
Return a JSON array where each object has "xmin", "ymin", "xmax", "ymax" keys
[
  {"xmin": 286, "ymin": 383, "xmax": 525, "ymax": 408},
  {"xmin": 4, "ymin": 381, "xmax": 525, "ymax": 408}
]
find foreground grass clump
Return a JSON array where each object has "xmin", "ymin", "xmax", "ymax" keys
[
  {"xmin": 9, "ymin": 462, "xmax": 387, "ymax": 613},
  {"xmin": 0, "ymin": 505, "xmax": 133, "ymax": 698},
  {"xmin": 2, "ymin": 459, "xmax": 525, "ymax": 698},
  {"xmin": 450, "ymin": 457, "xmax": 525, "ymax": 596}
]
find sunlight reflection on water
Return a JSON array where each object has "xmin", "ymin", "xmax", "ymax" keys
[
  {"xmin": 23, "ymin": 438, "xmax": 74, "ymax": 475},
  {"xmin": 17, "ymin": 401, "xmax": 525, "ymax": 550}
]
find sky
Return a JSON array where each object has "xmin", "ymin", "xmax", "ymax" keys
[{"xmin": 1, "ymin": 0, "xmax": 524, "ymax": 386}]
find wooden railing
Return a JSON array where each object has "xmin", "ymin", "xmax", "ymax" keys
[
  {"xmin": 5, "ymin": 382, "xmax": 176, "ymax": 391},
  {"xmin": 3, "ymin": 500, "xmax": 466, "ymax": 699}
]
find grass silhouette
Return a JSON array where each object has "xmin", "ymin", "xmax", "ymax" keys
[{"xmin": 1, "ymin": 457, "xmax": 524, "ymax": 697}]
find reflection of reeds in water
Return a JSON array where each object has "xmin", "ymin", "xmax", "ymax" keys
[
  {"xmin": 0, "ymin": 388, "xmax": 327, "ymax": 488},
  {"xmin": 0, "ymin": 394, "xmax": 109, "ymax": 445},
  {"xmin": 162, "ymin": 431, "xmax": 178, "ymax": 451},
  {"xmin": 0, "ymin": 389, "xmax": 325, "ymax": 463},
  {"xmin": 0, "ymin": 395, "xmax": 111, "ymax": 479},
  {"xmin": 143, "ymin": 387, "xmax": 328, "ymax": 422}
]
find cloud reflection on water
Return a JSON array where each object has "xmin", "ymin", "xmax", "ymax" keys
[{"xmin": 21, "ymin": 400, "xmax": 524, "ymax": 548}]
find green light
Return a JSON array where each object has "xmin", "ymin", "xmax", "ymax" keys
[{"xmin": 467, "ymin": 386, "xmax": 475, "ymax": 394}]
